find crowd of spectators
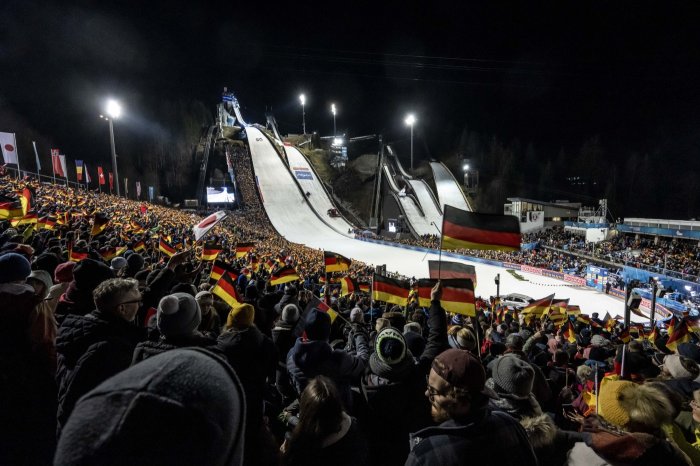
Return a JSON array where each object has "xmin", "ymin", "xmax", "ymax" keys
[{"xmin": 4, "ymin": 142, "xmax": 700, "ymax": 465}]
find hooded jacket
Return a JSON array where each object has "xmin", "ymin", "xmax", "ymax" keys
[
  {"xmin": 54, "ymin": 348, "xmax": 245, "ymax": 466},
  {"xmin": 55, "ymin": 309, "xmax": 147, "ymax": 435}
]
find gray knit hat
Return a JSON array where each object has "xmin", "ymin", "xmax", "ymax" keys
[
  {"xmin": 492, "ymin": 354, "xmax": 535, "ymax": 399},
  {"xmin": 157, "ymin": 292, "xmax": 202, "ymax": 337},
  {"xmin": 281, "ymin": 304, "xmax": 300, "ymax": 325},
  {"xmin": 369, "ymin": 327, "xmax": 413, "ymax": 381}
]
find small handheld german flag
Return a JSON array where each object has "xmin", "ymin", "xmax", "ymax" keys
[
  {"xmin": 201, "ymin": 242, "xmax": 222, "ymax": 261},
  {"xmin": 68, "ymin": 242, "xmax": 89, "ymax": 262},
  {"xmin": 372, "ymin": 274, "xmax": 411, "ymax": 307},
  {"xmin": 159, "ymin": 238, "xmax": 176, "ymax": 257},
  {"xmin": 91, "ymin": 212, "xmax": 110, "ymax": 236},
  {"xmin": 340, "ymin": 276, "xmax": 359, "ymax": 297},
  {"xmin": 441, "ymin": 205, "xmax": 521, "ymax": 252},
  {"xmin": 212, "ymin": 271, "xmax": 243, "ymax": 308},
  {"xmin": 270, "ymin": 265, "xmax": 300, "ymax": 285},
  {"xmin": 324, "ymin": 251, "xmax": 351, "ymax": 273},
  {"xmin": 416, "ymin": 278, "xmax": 476, "ymax": 316},
  {"xmin": 235, "ymin": 242, "xmax": 255, "ymax": 258}
]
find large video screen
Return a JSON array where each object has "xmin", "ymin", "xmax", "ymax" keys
[{"xmin": 206, "ymin": 186, "xmax": 235, "ymax": 204}]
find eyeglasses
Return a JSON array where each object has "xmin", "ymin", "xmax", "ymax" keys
[{"xmin": 425, "ymin": 375, "xmax": 443, "ymax": 399}]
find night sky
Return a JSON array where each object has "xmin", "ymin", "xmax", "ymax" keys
[{"xmin": 2, "ymin": 0, "xmax": 700, "ymax": 200}]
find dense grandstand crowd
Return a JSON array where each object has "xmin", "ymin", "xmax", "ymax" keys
[{"xmin": 2, "ymin": 145, "xmax": 700, "ymax": 465}]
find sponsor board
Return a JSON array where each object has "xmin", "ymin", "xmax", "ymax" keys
[
  {"xmin": 521, "ymin": 265, "xmax": 543, "ymax": 275},
  {"xmin": 502, "ymin": 262, "xmax": 522, "ymax": 270},
  {"xmin": 542, "ymin": 269, "xmax": 566, "ymax": 280},
  {"xmin": 295, "ymin": 171, "xmax": 313, "ymax": 180},
  {"xmin": 563, "ymin": 274, "xmax": 586, "ymax": 286}
]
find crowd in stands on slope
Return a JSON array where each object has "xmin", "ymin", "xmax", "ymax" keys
[
  {"xmin": 382, "ymin": 225, "xmax": 700, "ymax": 284},
  {"xmin": 4, "ymin": 168, "xmax": 700, "ymax": 465}
]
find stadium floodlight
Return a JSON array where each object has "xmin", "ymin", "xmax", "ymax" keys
[
  {"xmin": 332, "ymin": 137, "xmax": 344, "ymax": 147},
  {"xmin": 331, "ymin": 103, "xmax": 337, "ymax": 135},
  {"xmin": 463, "ymin": 164, "xmax": 470, "ymax": 172},
  {"xmin": 299, "ymin": 94, "xmax": 306, "ymax": 134},
  {"xmin": 404, "ymin": 113, "xmax": 416, "ymax": 171},
  {"xmin": 103, "ymin": 99, "xmax": 122, "ymax": 196}
]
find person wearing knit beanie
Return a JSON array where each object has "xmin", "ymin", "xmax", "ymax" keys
[
  {"xmin": 72, "ymin": 258, "xmax": 114, "ymax": 291},
  {"xmin": 662, "ymin": 354, "xmax": 699, "ymax": 380},
  {"xmin": 157, "ymin": 293, "xmax": 202, "ymax": 337},
  {"xmin": 0, "ymin": 252, "xmax": 32, "ymax": 283},
  {"xmin": 54, "ymin": 262, "xmax": 75, "ymax": 284},
  {"xmin": 369, "ymin": 327, "xmax": 414, "ymax": 382},
  {"xmin": 597, "ymin": 379, "xmax": 673, "ymax": 431},
  {"xmin": 281, "ymin": 303, "xmax": 300, "ymax": 325},
  {"xmin": 226, "ymin": 303, "xmax": 255, "ymax": 330},
  {"xmin": 491, "ymin": 354, "xmax": 535, "ymax": 400},
  {"xmin": 349, "ymin": 307, "xmax": 364, "ymax": 324}
]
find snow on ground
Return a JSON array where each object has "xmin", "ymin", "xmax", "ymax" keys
[{"xmin": 246, "ymin": 127, "xmax": 644, "ymax": 323}]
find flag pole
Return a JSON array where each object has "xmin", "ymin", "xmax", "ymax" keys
[
  {"xmin": 438, "ymin": 216, "xmax": 445, "ymax": 280},
  {"xmin": 620, "ymin": 343, "xmax": 627, "ymax": 379},
  {"xmin": 13, "ymin": 133, "xmax": 21, "ymax": 179}
]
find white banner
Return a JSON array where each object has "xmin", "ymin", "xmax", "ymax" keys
[
  {"xmin": 193, "ymin": 210, "xmax": 227, "ymax": 241},
  {"xmin": 59, "ymin": 154, "xmax": 68, "ymax": 178},
  {"xmin": 84, "ymin": 163, "xmax": 91, "ymax": 183},
  {"xmin": 0, "ymin": 132, "xmax": 18, "ymax": 165}
]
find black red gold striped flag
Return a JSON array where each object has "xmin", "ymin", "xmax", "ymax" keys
[
  {"xmin": 100, "ymin": 247, "xmax": 118, "ymax": 262},
  {"xmin": 19, "ymin": 187, "xmax": 34, "ymax": 216},
  {"xmin": 359, "ymin": 282, "xmax": 370, "ymax": 293},
  {"xmin": 549, "ymin": 298, "xmax": 569, "ymax": 314},
  {"xmin": 0, "ymin": 200, "xmax": 24, "ymax": 220},
  {"xmin": 666, "ymin": 319, "xmax": 692, "ymax": 352},
  {"xmin": 201, "ymin": 242, "xmax": 222, "ymax": 261},
  {"xmin": 91, "ymin": 212, "xmax": 110, "ymax": 236},
  {"xmin": 340, "ymin": 276, "xmax": 359, "ymax": 297},
  {"xmin": 133, "ymin": 240, "xmax": 146, "ymax": 252},
  {"xmin": 37, "ymin": 216, "xmax": 56, "ymax": 230},
  {"xmin": 68, "ymin": 243, "xmax": 89, "ymax": 262},
  {"xmin": 521, "ymin": 294, "xmax": 555, "ymax": 316},
  {"xmin": 270, "ymin": 265, "xmax": 300, "ymax": 285},
  {"xmin": 293, "ymin": 295, "xmax": 339, "ymax": 338},
  {"xmin": 324, "ymin": 251, "xmax": 352, "ymax": 273},
  {"xmin": 416, "ymin": 278, "xmax": 476, "ymax": 316},
  {"xmin": 209, "ymin": 260, "xmax": 234, "ymax": 284},
  {"xmin": 10, "ymin": 212, "xmax": 38, "ymax": 226},
  {"xmin": 212, "ymin": 271, "xmax": 243, "ymax": 308},
  {"xmin": 235, "ymin": 242, "xmax": 255, "ymax": 258},
  {"xmin": 561, "ymin": 320, "xmax": 577, "ymax": 343},
  {"xmin": 159, "ymin": 238, "xmax": 176, "ymax": 257},
  {"xmin": 372, "ymin": 274, "xmax": 411, "ymax": 306},
  {"xmin": 441, "ymin": 205, "xmax": 521, "ymax": 251},
  {"xmin": 428, "ymin": 260, "xmax": 477, "ymax": 287}
]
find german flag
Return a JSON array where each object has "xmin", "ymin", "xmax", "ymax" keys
[
  {"xmin": 416, "ymin": 278, "xmax": 476, "ymax": 316},
  {"xmin": 648, "ymin": 326, "xmax": 660, "ymax": 349},
  {"xmin": 91, "ymin": 212, "xmax": 110, "ymax": 236},
  {"xmin": 100, "ymin": 247, "xmax": 118, "ymax": 262},
  {"xmin": 521, "ymin": 294, "xmax": 554, "ymax": 316},
  {"xmin": 235, "ymin": 242, "xmax": 255, "ymax": 258},
  {"xmin": 37, "ymin": 216, "xmax": 56, "ymax": 230},
  {"xmin": 561, "ymin": 320, "xmax": 577, "ymax": 343},
  {"xmin": 68, "ymin": 243, "xmax": 89, "ymax": 262},
  {"xmin": 159, "ymin": 238, "xmax": 176, "ymax": 257},
  {"xmin": 209, "ymin": 260, "xmax": 231, "ymax": 284},
  {"xmin": 666, "ymin": 319, "xmax": 692, "ymax": 352},
  {"xmin": 340, "ymin": 276, "xmax": 359, "ymax": 297},
  {"xmin": 359, "ymin": 282, "xmax": 370, "ymax": 293},
  {"xmin": 566, "ymin": 305, "xmax": 581, "ymax": 317},
  {"xmin": 133, "ymin": 240, "xmax": 146, "ymax": 252},
  {"xmin": 201, "ymin": 243, "xmax": 222, "ymax": 261},
  {"xmin": 324, "ymin": 251, "xmax": 352, "ymax": 273},
  {"xmin": 264, "ymin": 258, "xmax": 276, "ymax": 272},
  {"xmin": 270, "ymin": 265, "xmax": 300, "ymax": 285},
  {"xmin": 441, "ymin": 205, "xmax": 521, "ymax": 252},
  {"xmin": 19, "ymin": 187, "xmax": 34, "ymax": 216},
  {"xmin": 577, "ymin": 314, "xmax": 591, "ymax": 326},
  {"xmin": 115, "ymin": 245, "xmax": 128, "ymax": 257},
  {"xmin": 212, "ymin": 271, "xmax": 243, "ymax": 308},
  {"xmin": 10, "ymin": 212, "xmax": 38, "ymax": 227},
  {"xmin": 428, "ymin": 260, "xmax": 477, "ymax": 287},
  {"xmin": 0, "ymin": 200, "xmax": 24, "ymax": 219},
  {"xmin": 548, "ymin": 309, "xmax": 567, "ymax": 327},
  {"xmin": 550, "ymin": 298, "xmax": 569, "ymax": 314},
  {"xmin": 249, "ymin": 256, "xmax": 261, "ymax": 273},
  {"xmin": 372, "ymin": 274, "xmax": 411, "ymax": 307}
]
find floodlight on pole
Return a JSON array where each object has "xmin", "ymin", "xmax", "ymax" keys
[
  {"xmin": 463, "ymin": 164, "xmax": 470, "ymax": 172},
  {"xmin": 331, "ymin": 103, "xmax": 337, "ymax": 135},
  {"xmin": 404, "ymin": 113, "xmax": 416, "ymax": 171},
  {"xmin": 299, "ymin": 94, "xmax": 306, "ymax": 134},
  {"xmin": 104, "ymin": 99, "xmax": 122, "ymax": 196}
]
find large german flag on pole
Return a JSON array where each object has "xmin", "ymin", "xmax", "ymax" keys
[
  {"xmin": 212, "ymin": 271, "xmax": 243, "ymax": 308},
  {"xmin": 340, "ymin": 276, "xmax": 359, "ymax": 297},
  {"xmin": 372, "ymin": 274, "xmax": 411, "ymax": 306},
  {"xmin": 428, "ymin": 260, "xmax": 477, "ymax": 287},
  {"xmin": 209, "ymin": 260, "xmax": 233, "ymax": 285},
  {"xmin": 324, "ymin": 251, "xmax": 352, "ymax": 273},
  {"xmin": 416, "ymin": 278, "xmax": 476, "ymax": 316},
  {"xmin": 270, "ymin": 265, "xmax": 300, "ymax": 285},
  {"xmin": 441, "ymin": 205, "xmax": 521, "ymax": 251}
]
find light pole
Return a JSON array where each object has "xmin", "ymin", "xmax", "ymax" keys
[
  {"xmin": 104, "ymin": 99, "xmax": 121, "ymax": 196},
  {"xmin": 405, "ymin": 113, "xmax": 416, "ymax": 171},
  {"xmin": 331, "ymin": 103, "xmax": 337, "ymax": 135},
  {"xmin": 299, "ymin": 94, "xmax": 306, "ymax": 134}
]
